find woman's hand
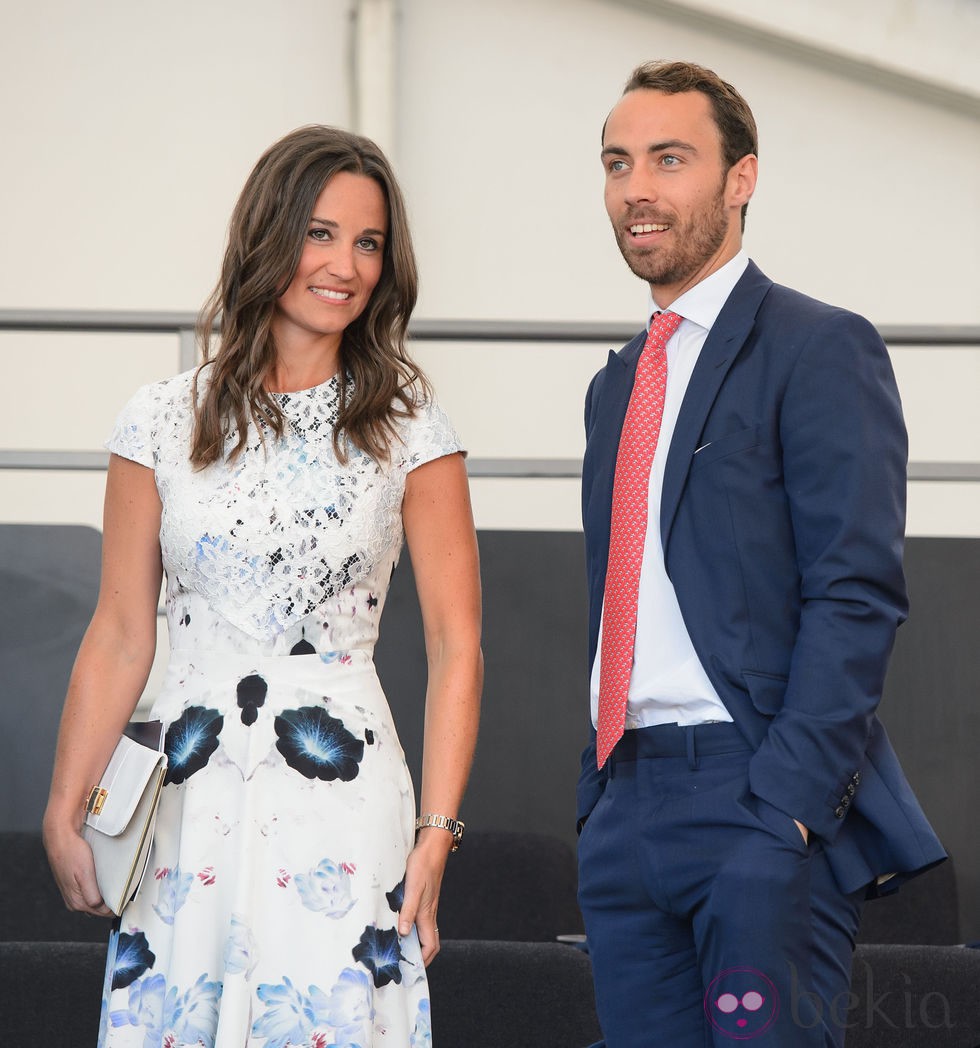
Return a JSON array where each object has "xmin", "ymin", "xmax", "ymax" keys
[
  {"xmin": 42, "ymin": 818, "xmax": 113, "ymax": 917},
  {"xmin": 398, "ymin": 827, "xmax": 454, "ymax": 965}
]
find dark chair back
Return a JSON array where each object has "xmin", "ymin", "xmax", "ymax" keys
[
  {"xmin": 857, "ymin": 859, "xmax": 960, "ymax": 945},
  {"xmin": 0, "ymin": 941, "xmax": 105, "ymax": 1047},
  {"xmin": 431, "ymin": 940, "xmax": 601, "ymax": 1047},
  {"xmin": 437, "ymin": 830, "xmax": 584, "ymax": 941},
  {"xmin": 0, "ymin": 831, "xmax": 111, "ymax": 943},
  {"xmin": 848, "ymin": 943, "xmax": 980, "ymax": 1048}
]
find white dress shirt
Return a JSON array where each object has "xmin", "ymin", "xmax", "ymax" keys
[{"xmin": 590, "ymin": 251, "xmax": 749, "ymax": 729}]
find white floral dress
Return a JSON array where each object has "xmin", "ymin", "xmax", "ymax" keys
[{"xmin": 97, "ymin": 366, "xmax": 462, "ymax": 1048}]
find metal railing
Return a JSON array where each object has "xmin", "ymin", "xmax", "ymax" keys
[{"xmin": 2, "ymin": 309, "xmax": 978, "ymax": 482}]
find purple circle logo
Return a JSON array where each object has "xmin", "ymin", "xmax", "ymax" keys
[{"xmin": 704, "ymin": 967, "xmax": 779, "ymax": 1040}]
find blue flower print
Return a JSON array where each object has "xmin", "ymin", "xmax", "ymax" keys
[
  {"xmin": 252, "ymin": 976, "xmax": 316, "ymax": 1048},
  {"xmin": 100, "ymin": 928, "xmax": 119, "ymax": 1041},
  {"xmin": 110, "ymin": 970, "xmax": 221, "ymax": 1048},
  {"xmin": 169, "ymin": 972, "xmax": 222, "ymax": 1048},
  {"xmin": 274, "ymin": 706, "xmax": 364, "ymax": 781},
  {"xmin": 111, "ymin": 930, "xmax": 156, "ymax": 990},
  {"xmin": 411, "ymin": 998, "xmax": 433, "ymax": 1048},
  {"xmin": 223, "ymin": 914, "xmax": 258, "ymax": 977},
  {"xmin": 109, "ymin": 971, "xmax": 167, "ymax": 1043},
  {"xmin": 352, "ymin": 925, "xmax": 404, "ymax": 988},
  {"xmin": 385, "ymin": 875, "xmax": 405, "ymax": 914},
  {"xmin": 153, "ymin": 867, "xmax": 194, "ymax": 925},
  {"xmin": 164, "ymin": 705, "xmax": 223, "ymax": 785},
  {"xmin": 295, "ymin": 858, "xmax": 356, "ymax": 918},
  {"xmin": 307, "ymin": 966, "xmax": 373, "ymax": 1045}
]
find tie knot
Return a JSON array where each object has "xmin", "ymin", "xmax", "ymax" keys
[
  {"xmin": 650, "ymin": 309, "xmax": 682, "ymax": 333},
  {"xmin": 642, "ymin": 310, "xmax": 682, "ymax": 355}
]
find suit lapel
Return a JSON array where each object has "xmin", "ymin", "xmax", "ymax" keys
[
  {"xmin": 592, "ymin": 333, "xmax": 645, "ymax": 484},
  {"xmin": 585, "ymin": 332, "xmax": 645, "ymax": 638},
  {"xmin": 660, "ymin": 262, "xmax": 773, "ymax": 553},
  {"xmin": 591, "ymin": 329, "xmax": 645, "ymax": 509}
]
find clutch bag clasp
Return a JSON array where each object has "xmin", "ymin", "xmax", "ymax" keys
[{"xmin": 85, "ymin": 786, "xmax": 108, "ymax": 816}]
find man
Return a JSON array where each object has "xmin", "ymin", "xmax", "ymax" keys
[{"xmin": 576, "ymin": 60, "xmax": 945, "ymax": 1047}]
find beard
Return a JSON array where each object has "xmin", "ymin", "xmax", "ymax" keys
[{"xmin": 613, "ymin": 184, "xmax": 729, "ymax": 288}]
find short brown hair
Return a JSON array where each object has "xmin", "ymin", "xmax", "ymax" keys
[{"xmin": 620, "ymin": 60, "xmax": 758, "ymax": 227}]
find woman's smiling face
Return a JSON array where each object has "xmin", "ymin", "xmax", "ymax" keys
[{"xmin": 272, "ymin": 171, "xmax": 388, "ymax": 353}]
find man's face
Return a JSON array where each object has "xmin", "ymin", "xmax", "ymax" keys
[{"xmin": 602, "ymin": 89, "xmax": 755, "ymax": 306}]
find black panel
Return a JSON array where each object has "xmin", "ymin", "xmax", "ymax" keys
[
  {"xmin": 0, "ymin": 524, "xmax": 102, "ymax": 833},
  {"xmin": 376, "ymin": 531, "xmax": 980, "ymax": 942},
  {"xmin": 375, "ymin": 530, "xmax": 590, "ymax": 854},
  {"xmin": 880, "ymin": 537, "xmax": 980, "ymax": 943}
]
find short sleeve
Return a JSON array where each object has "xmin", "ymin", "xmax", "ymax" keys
[
  {"xmin": 105, "ymin": 382, "xmax": 159, "ymax": 468},
  {"xmin": 396, "ymin": 396, "xmax": 465, "ymax": 474}
]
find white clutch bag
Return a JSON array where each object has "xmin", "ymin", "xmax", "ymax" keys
[{"xmin": 81, "ymin": 720, "xmax": 168, "ymax": 916}]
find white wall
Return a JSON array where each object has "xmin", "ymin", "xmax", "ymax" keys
[
  {"xmin": 397, "ymin": 0, "xmax": 980, "ymax": 325},
  {"xmin": 625, "ymin": 0, "xmax": 980, "ymax": 97},
  {"xmin": 0, "ymin": 0, "xmax": 352, "ymax": 312},
  {"xmin": 2, "ymin": 0, "xmax": 978, "ymax": 541}
]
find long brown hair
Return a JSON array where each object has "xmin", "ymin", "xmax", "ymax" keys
[{"xmin": 191, "ymin": 125, "xmax": 428, "ymax": 467}]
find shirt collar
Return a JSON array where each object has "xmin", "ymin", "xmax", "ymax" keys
[{"xmin": 646, "ymin": 250, "xmax": 750, "ymax": 333}]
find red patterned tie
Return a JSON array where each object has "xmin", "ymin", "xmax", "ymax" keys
[{"xmin": 596, "ymin": 310, "xmax": 683, "ymax": 768}]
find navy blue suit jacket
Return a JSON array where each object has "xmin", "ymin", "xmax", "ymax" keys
[{"xmin": 578, "ymin": 260, "xmax": 945, "ymax": 896}]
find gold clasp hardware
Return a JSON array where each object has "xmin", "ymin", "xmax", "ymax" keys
[{"xmin": 85, "ymin": 786, "xmax": 108, "ymax": 816}]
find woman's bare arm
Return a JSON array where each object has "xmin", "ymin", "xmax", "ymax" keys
[
  {"xmin": 397, "ymin": 452, "xmax": 483, "ymax": 963},
  {"xmin": 42, "ymin": 454, "xmax": 164, "ymax": 915}
]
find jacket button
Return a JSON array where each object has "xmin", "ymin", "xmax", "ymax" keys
[
  {"xmin": 847, "ymin": 784, "xmax": 856, "ymax": 796},
  {"xmin": 835, "ymin": 806, "xmax": 845, "ymax": 818},
  {"xmin": 840, "ymin": 796, "xmax": 850, "ymax": 809},
  {"xmin": 852, "ymin": 772, "xmax": 861, "ymax": 784}
]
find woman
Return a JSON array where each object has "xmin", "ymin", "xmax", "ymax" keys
[{"xmin": 43, "ymin": 125, "xmax": 483, "ymax": 1047}]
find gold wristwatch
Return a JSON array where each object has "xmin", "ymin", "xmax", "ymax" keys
[{"xmin": 415, "ymin": 813, "xmax": 465, "ymax": 852}]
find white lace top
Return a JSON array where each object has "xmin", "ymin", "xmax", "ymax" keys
[{"xmin": 106, "ymin": 366, "xmax": 464, "ymax": 657}]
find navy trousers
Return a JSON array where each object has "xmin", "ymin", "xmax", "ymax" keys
[{"xmin": 578, "ymin": 723, "xmax": 864, "ymax": 1047}]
